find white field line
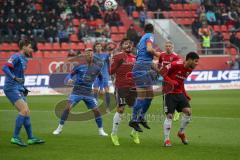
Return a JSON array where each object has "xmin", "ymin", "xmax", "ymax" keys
[{"xmin": 0, "ymin": 109, "xmax": 240, "ymax": 121}]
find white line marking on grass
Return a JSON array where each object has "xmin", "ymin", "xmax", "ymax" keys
[{"xmin": 0, "ymin": 109, "xmax": 240, "ymax": 121}]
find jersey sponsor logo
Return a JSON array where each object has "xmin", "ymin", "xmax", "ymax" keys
[{"xmin": 186, "ymin": 70, "xmax": 240, "ymax": 83}]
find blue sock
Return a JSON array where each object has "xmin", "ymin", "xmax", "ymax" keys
[
  {"xmin": 105, "ymin": 92, "xmax": 110, "ymax": 108},
  {"xmin": 95, "ymin": 116, "xmax": 103, "ymax": 128},
  {"xmin": 139, "ymin": 99, "xmax": 153, "ymax": 120},
  {"xmin": 132, "ymin": 99, "xmax": 145, "ymax": 122},
  {"xmin": 94, "ymin": 92, "xmax": 98, "ymax": 99},
  {"xmin": 60, "ymin": 109, "xmax": 70, "ymax": 125},
  {"xmin": 23, "ymin": 116, "xmax": 33, "ymax": 139},
  {"xmin": 13, "ymin": 114, "xmax": 25, "ymax": 138}
]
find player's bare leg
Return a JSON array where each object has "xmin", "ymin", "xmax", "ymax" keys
[{"xmin": 178, "ymin": 107, "xmax": 191, "ymax": 145}]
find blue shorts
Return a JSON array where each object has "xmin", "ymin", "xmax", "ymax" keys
[
  {"xmin": 93, "ymin": 77, "xmax": 109, "ymax": 90},
  {"xmin": 68, "ymin": 94, "xmax": 98, "ymax": 109},
  {"xmin": 4, "ymin": 89, "xmax": 26, "ymax": 104},
  {"xmin": 132, "ymin": 62, "xmax": 155, "ymax": 88}
]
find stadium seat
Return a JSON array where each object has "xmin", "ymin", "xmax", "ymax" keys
[
  {"xmin": 147, "ymin": 11, "xmax": 154, "ymax": 19},
  {"xmin": 228, "ymin": 25, "xmax": 234, "ymax": 31},
  {"xmin": 213, "ymin": 25, "xmax": 221, "ymax": 32},
  {"xmin": 221, "ymin": 25, "xmax": 227, "ymax": 32},
  {"xmin": 174, "ymin": 11, "xmax": 182, "ymax": 18},
  {"xmin": 52, "ymin": 43, "xmax": 61, "ymax": 50},
  {"xmin": 85, "ymin": 43, "xmax": 93, "ymax": 49},
  {"xmin": 132, "ymin": 11, "xmax": 139, "ymax": 19},
  {"xmin": 70, "ymin": 34, "xmax": 79, "ymax": 42},
  {"xmin": 44, "ymin": 43, "xmax": 53, "ymax": 50},
  {"xmin": 60, "ymin": 51, "xmax": 68, "ymax": 57},
  {"xmin": 37, "ymin": 43, "xmax": 45, "ymax": 50},
  {"xmin": 72, "ymin": 19, "xmax": 80, "ymax": 26},
  {"xmin": 0, "ymin": 43, "xmax": 12, "ymax": 51},
  {"xmin": 61, "ymin": 43, "xmax": 70, "ymax": 50},
  {"xmin": 118, "ymin": 26, "xmax": 127, "ymax": 34},
  {"xmin": 111, "ymin": 34, "xmax": 124, "ymax": 42},
  {"xmin": 11, "ymin": 43, "xmax": 19, "ymax": 50},
  {"xmin": 110, "ymin": 26, "xmax": 118, "ymax": 34},
  {"xmin": 95, "ymin": 19, "xmax": 104, "ymax": 26},
  {"xmin": 32, "ymin": 51, "xmax": 43, "ymax": 58},
  {"xmin": 222, "ymin": 33, "xmax": 230, "ymax": 40},
  {"xmin": 77, "ymin": 42, "xmax": 85, "ymax": 50},
  {"xmin": 191, "ymin": 3, "xmax": 199, "ymax": 10},
  {"xmin": 183, "ymin": 4, "xmax": 191, "ymax": 10},
  {"xmin": 35, "ymin": 3, "xmax": 42, "ymax": 11},
  {"xmin": 0, "ymin": 52, "xmax": 10, "ymax": 59}
]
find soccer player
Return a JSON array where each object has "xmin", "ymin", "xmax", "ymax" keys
[
  {"xmin": 53, "ymin": 48, "xmax": 108, "ymax": 136},
  {"xmin": 93, "ymin": 43, "xmax": 111, "ymax": 112},
  {"xmin": 158, "ymin": 41, "xmax": 181, "ymax": 121},
  {"xmin": 129, "ymin": 23, "xmax": 160, "ymax": 132},
  {"xmin": 160, "ymin": 52, "xmax": 199, "ymax": 147},
  {"xmin": 109, "ymin": 38, "xmax": 139, "ymax": 146},
  {"xmin": 2, "ymin": 39, "xmax": 45, "ymax": 147}
]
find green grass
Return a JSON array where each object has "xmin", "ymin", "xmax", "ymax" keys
[{"xmin": 0, "ymin": 90, "xmax": 240, "ymax": 160}]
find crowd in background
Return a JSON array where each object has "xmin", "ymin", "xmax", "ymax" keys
[{"xmin": 0, "ymin": 0, "xmax": 122, "ymax": 44}]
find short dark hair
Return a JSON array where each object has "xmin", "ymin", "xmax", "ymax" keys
[
  {"xmin": 186, "ymin": 52, "xmax": 199, "ymax": 60},
  {"xmin": 93, "ymin": 42, "xmax": 102, "ymax": 52},
  {"xmin": 19, "ymin": 39, "xmax": 30, "ymax": 50},
  {"xmin": 120, "ymin": 38, "xmax": 130, "ymax": 47},
  {"xmin": 144, "ymin": 23, "xmax": 154, "ymax": 33}
]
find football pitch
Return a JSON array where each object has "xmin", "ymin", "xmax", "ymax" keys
[{"xmin": 0, "ymin": 90, "xmax": 240, "ymax": 160}]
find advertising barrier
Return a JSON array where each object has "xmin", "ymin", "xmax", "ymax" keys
[{"xmin": 0, "ymin": 70, "xmax": 239, "ymax": 96}]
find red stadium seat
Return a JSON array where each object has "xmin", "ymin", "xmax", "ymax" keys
[
  {"xmin": 11, "ymin": 43, "xmax": 19, "ymax": 50},
  {"xmin": 61, "ymin": 43, "xmax": 70, "ymax": 50},
  {"xmin": 0, "ymin": 52, "xmax": 10, "ymax": 59},
  {"xmin": 110, "ymin": 26, "xmax": 118, "ymax": 33},
  {"xmin": 95, "ymin": 19, "xmax": 104, "ymax": 26},
  {"xmin": 132, "ymin": 11, "xmax": 139, "ymax": 19},
  {"xmin": 213, "ymin": 25, "xmax": 220, "ymax": 32},
  {"xmin": 35, "ymin": 3, "xmax": 42, "ymax": 11},
  {"xmin": 70, "ymin": 34, "xmax": 79, "ymax": 42},
  {"xmin": 191, "ymin": 4, "xmax": 199, "ymax": 10},
  {"xmin": 85, "ymin": 43, "xmax": 93, "ymax": 49},
  {"xmin": 77, "ymin": 42, "xmax": 85, "ymax": 50},
  {"xmin": 147, "ymin": 11, "xmax": 154, "ymax": 19},
  {"xmin": 118, "ymin": 26, "xmax": 127, "ymax": 34},
  {"xmin": 37, "ymin": 43, "xmax": 44, "ymax": 50},
  {"xmin": 184, "ymin": 11, "xmax": 192, "ymax": 18},
  {"xmin": 111, "ymin": 34, "xmax": 124, "ymax": 42},
  {"xmin": 183, "ymin": 4, "xmax": 191, "ymax": 10},
  {"xmin": 53, "ymin": 43, "xmax": 61, "ymax": 50},
  {"xmin": 222, "ymin": 33, "xmax": 230, "ymax": 40},
  {"xmin": 72, "ymin": 19, "xmax": 80, "ymax": 26},
  {"xmin": 221, "ymin": 25, "xmax": 227, "ymax": 32},
  {"xmin": 228, "ymin": 25, "xmax": 234, "ymax": 31},
  {"xmin": 44, "ymin": 43, "xmax": 53, "ymax": 50},
  {"xmin": 32, "ymin": 51, "xmax": 43, "ymax": 58},
  {"xmin": 0, "ymin": 43, "xmax": 11, "ymax": 51}
]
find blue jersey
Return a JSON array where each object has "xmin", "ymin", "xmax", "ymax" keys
[
  {"xmin": 3, "ymin": 53, "xmax": 28, "ymax": 91},
  {"xmin": 66, "ymin": 55, "xmax": 104, "ymax": 96},
  {"xmin": 94, "ymin": 53, "xmax": 109, "ymax": 76},
  {"xmin": 136, "ymin": 33, "xmax": 154, "ymax": 62}
]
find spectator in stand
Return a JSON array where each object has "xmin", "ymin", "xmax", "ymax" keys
[
  {"xmin": 192, "ymin": 18, "xmax": 202, "ymax": 38},
  {"xmin": 45, "ymin": 25, "xmax": 59, "ymax": 43},
  {"xmin": 211, "ymin": 31, "xmax": 224, "ymax": 54},
  {"xmin": 206, "ymin": 8, "xmax": 217, "ymax": 25},
  {"xmin": 201, "ymin": 31, "xmax": 211, "ymax": 54},
  {"xmin": 135, "ymin": 0, "xmax": 144, "ymax": 11},
  {"xmin": 127, "ymin": 24, "xmax": 140, "ymax": 46},
  {"xmin": 78, "ymin": 23, "xmax": 89, "ymax": 41},
  {"xmin": 58, "ymin": 26, "xmax": 69, "ymax": 43},
  {"xmin": 147, "ymin": 0, "xmax": 158, "ymax": 11},
  {"xmin": 198, "ymin": 22, "xmax": 211, "ymax": 37},
  {"xmin": 104, "ymin": 10, "xmax": 122, "ymax": 26},
  {"xmin": 230, "ymin": 32, "xmax": 240, "ymax": 50},
  {"xmin": 66, "ymin": 22, "xmax": 75, "ymax": 35},
  {"xmin": 124, "ymin": 0, "xmax": 136, "ymax": 16},
  {"xmin": 89, "ymin": 1, "xmax": 102, "ymax": 19},
  {"xmin": 139, "ymin": 8, "xmax": 147, "ymax": 28}
]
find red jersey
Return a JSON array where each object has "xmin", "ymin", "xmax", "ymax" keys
[
  {"xmin": 110, "ymin": 52, "xmax": 136, "ymax": 88},
  {"xmin": 159, "ymin": 52, "xmax": 181, "ymax": 66},
  {"xmin": 164, "ymin": 60, "xmax": 193, "ymax": 94}
]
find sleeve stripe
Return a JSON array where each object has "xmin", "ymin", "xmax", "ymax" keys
[{"xmin": 5, "ymin": 63, "xmax": 14, "ymax": 68}]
